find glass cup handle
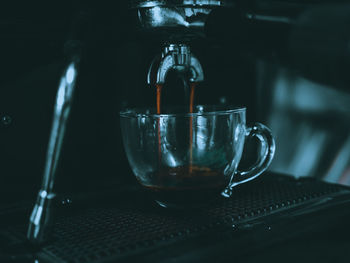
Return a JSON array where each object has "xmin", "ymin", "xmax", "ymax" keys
[{"xmin": 222, "ymin": 123, "xmax": 276, "ymax": 198}]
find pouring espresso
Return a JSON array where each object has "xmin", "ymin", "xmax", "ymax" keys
[
  {"xmin": 150, "ymin": 44, "xmax": 203, "ymax": 177},
  {"xmin": 121, "ymin": 2, "xmax": 275, "ymax": 208}
]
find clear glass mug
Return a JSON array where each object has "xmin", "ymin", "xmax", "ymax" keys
[{"xmin": 120, "ymin": 105, "xmax": 275, "ymax": 208}]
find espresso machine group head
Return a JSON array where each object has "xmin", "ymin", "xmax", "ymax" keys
[
  {"xmin": 131, "ymin": 0, "xmax": 231, "ymax": 90},
  {"xmin": 131, "ymin": 0, "xmax": 232, "ymax": 41}
]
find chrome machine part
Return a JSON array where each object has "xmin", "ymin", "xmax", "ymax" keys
[
  {"xmin": 147, "ymin": 43, "xmax": 204, "ymax": 86},
  {"xmin": 27, "ymin": 56, "xmax": 80, "ymax": 245},
  {"xmin": 131, "ymin": 0, "xmax": 232, "ymax": 40}
]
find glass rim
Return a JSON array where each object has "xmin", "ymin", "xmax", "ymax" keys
[{"xmin": 120, "ymin": 105, "xmax": 246, "ymax": 118}]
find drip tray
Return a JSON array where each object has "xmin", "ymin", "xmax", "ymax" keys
[{"xmin": 5, "ymin": 173, "xmax": 350, "ymax": 263}]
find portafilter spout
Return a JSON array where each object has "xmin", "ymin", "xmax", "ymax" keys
[{"xmin": 148, "ymin": 43, "xmax": 204, "ymax": 88}]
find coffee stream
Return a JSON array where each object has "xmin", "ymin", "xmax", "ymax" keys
[
  {"xmin": 151, "ymin": 83, "xmax": 226, "ymax": 205},
  {"xmin": 156, "ymin": 84, "xmax": 163, "ymax": 165},
  {"xmin": 156, "ymin": 83, "xmax": 196, "ymax": 172}
]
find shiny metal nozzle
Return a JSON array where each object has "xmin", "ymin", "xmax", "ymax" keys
[{"xmin": 147, "ymin": 43, "xmax": 204, "ymax": 86}]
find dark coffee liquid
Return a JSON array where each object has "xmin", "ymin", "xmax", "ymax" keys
[
  {"xmin": 152, "ymin": 83, "xmax": 223, "ymax": 206},
  {"xmin": 144, "ymin": 166, "xmax": 226, "ymax": 206}
]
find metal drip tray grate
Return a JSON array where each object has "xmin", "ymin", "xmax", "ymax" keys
[{"xmin": 29, "ymin": 174, "xmax": 350, "ymax": 263}]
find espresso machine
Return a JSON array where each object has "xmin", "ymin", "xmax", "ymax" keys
[{"xmin": 1, "ymin": 0, "xmax": 350, "ymax": 262}]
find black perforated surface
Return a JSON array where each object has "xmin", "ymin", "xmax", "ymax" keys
[{"xmin": 32, "ymin": 174, "xmax": 349, "ymax": 263}]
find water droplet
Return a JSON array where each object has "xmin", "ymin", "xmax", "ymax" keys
[
  {"xmin": 61, "ymin": 198, "xmax": 72, "ymax": 206},
  {"xmin": 219, "ymin": 96, "xmax": 227, "ymax": 104},
  {"xmin": 1, "ymin": 115, "xmax": 12, "ymax": 127}
]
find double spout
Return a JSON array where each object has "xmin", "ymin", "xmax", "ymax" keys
[{"xmin": 147, "ymin": 43, "xmax": 204, "ymax": 86}]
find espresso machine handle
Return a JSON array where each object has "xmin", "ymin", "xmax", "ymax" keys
[{"xmin": 222, "ymin": 123, "xmax": 275, "ymax": 198}]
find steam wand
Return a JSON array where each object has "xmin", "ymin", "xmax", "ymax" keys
[
  {"xmin": 26, "ymin": 10, "xmax": 89, "ymax": 245},
  {"xmin": 27, "ymin": 51, "xmax": 80, "ymax": 245}
]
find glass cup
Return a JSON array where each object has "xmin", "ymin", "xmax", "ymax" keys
[{"xmin": 120, "ymin": 105, "xmax": 275, "ymax": 208}]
